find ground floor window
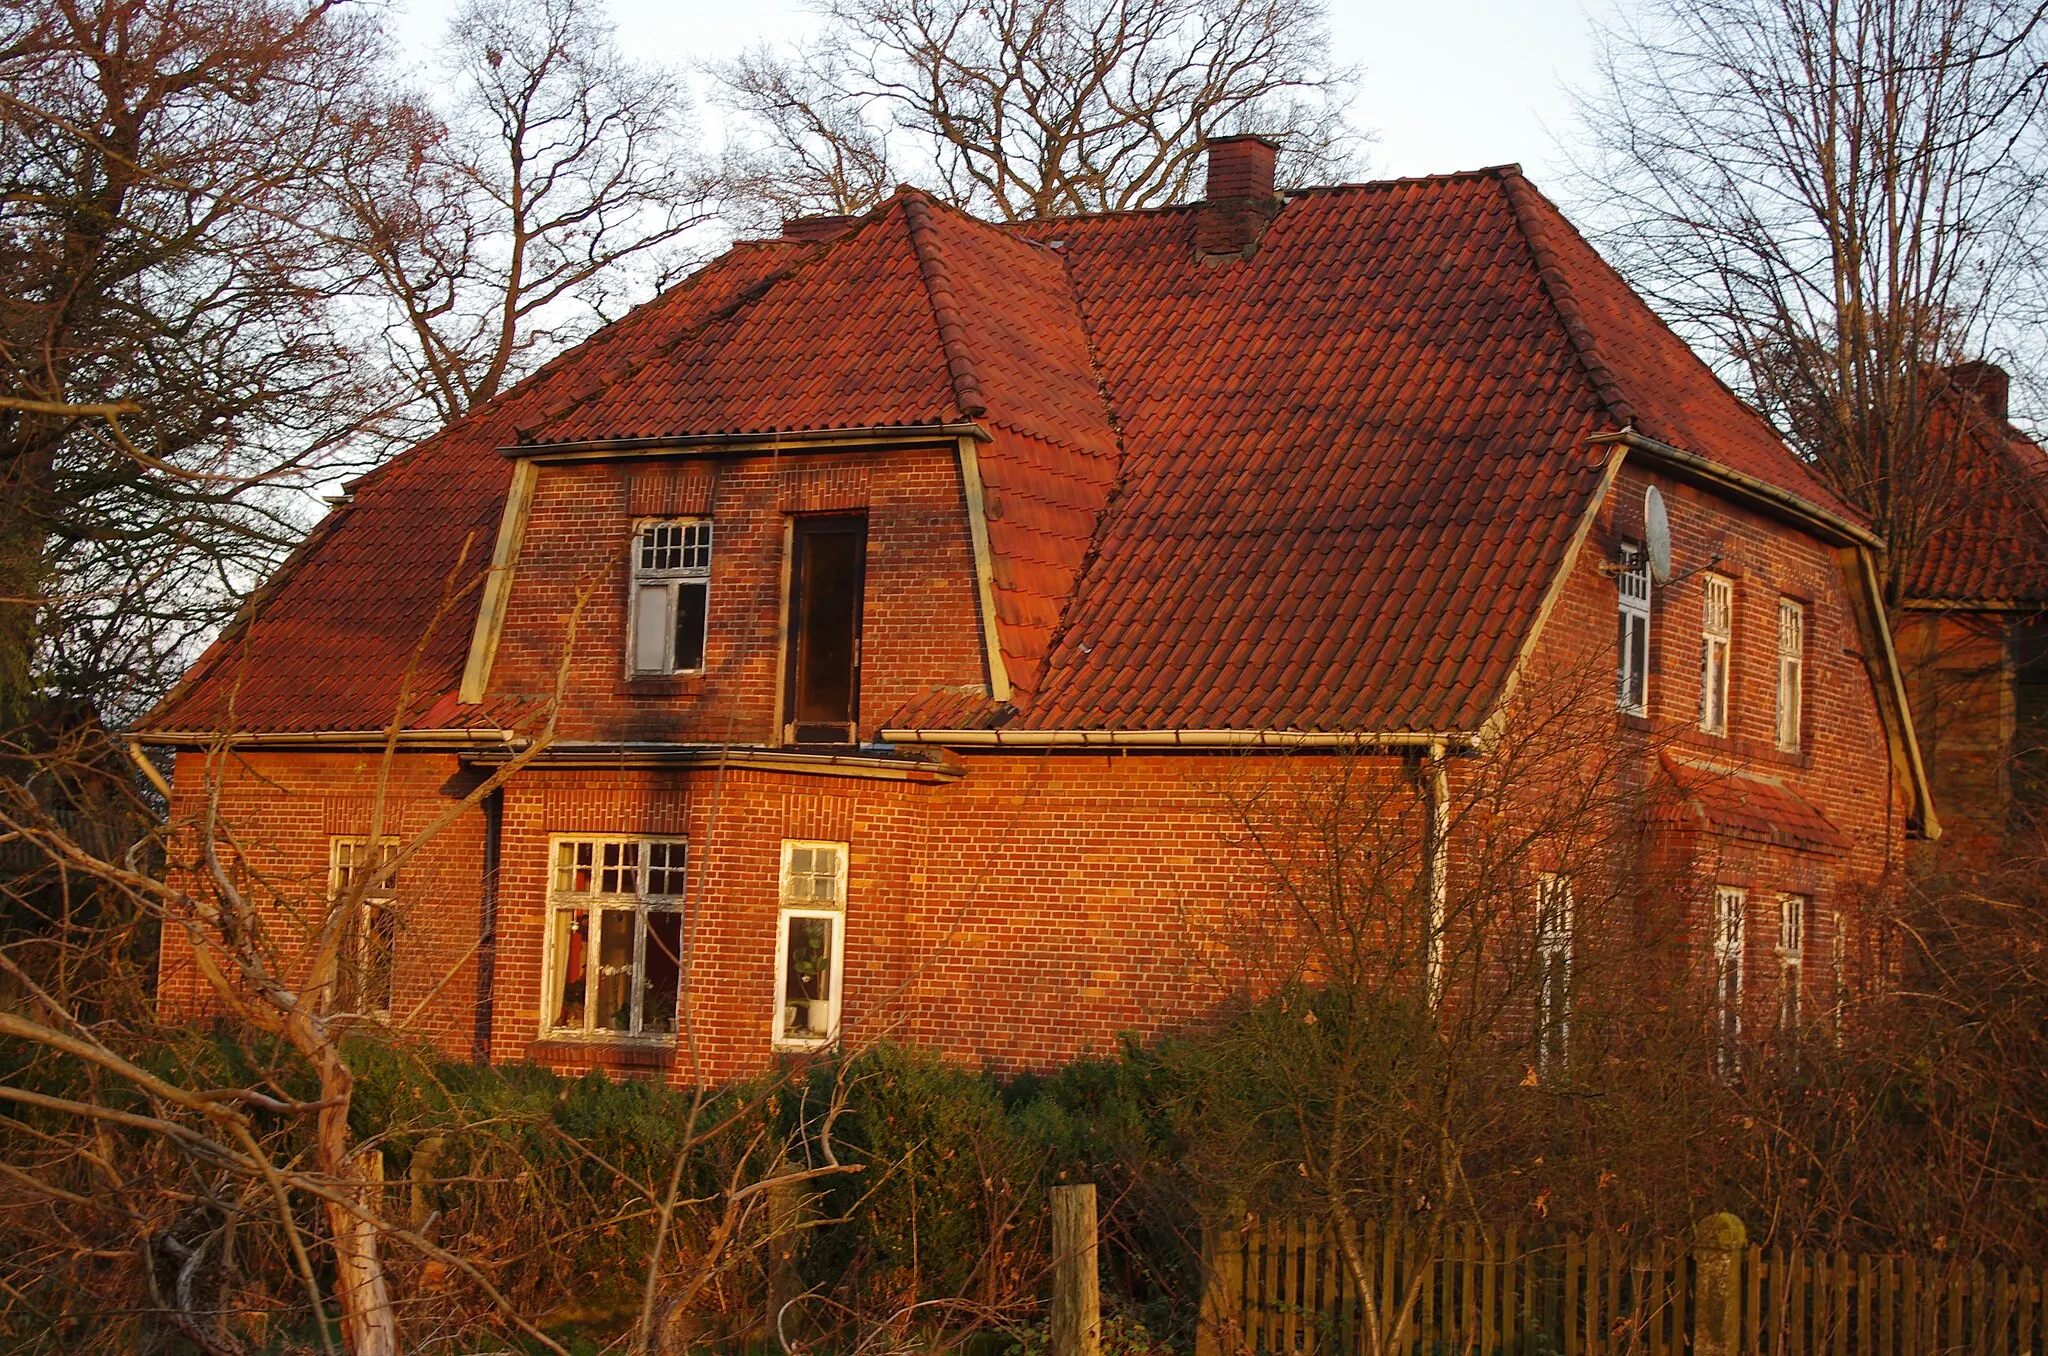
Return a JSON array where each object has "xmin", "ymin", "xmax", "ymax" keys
[
  {"xmin": 1778, "ymin": 894, "xmax": 1807, "ymax": 1034},
  {"xmin": 331, "ymin": 836, "xmax": 399, "ymax": 1017},
  {"xmin": 1534, "ymin": 872, "xmax": 1573, "ymax": 1071},
  {"xmin": 545, "ymin": 836, "xmax": 686, "ymax": 1037},
  {"xmin": 1713, "ymin": 885, "xmax": 1747, "ymax": 1074},
  {"xmin": 775, "ymin": 841, "xmax": 847, "ymax": 1046}
]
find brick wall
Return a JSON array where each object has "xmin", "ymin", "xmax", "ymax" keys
[
  {"xmin": 484, "ymin": 444, "xmax": 993, "ymax": 745},
  {"xmin": 156, "ymin": 453, "xmax": 1913, "ymax": 1082}
]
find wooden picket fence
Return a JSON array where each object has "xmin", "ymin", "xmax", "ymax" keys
[{"xmin": 1198, "ymin": 1216, "xmax": 2047, "ymax": 1356}]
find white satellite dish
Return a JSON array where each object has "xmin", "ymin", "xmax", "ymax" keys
[{"xmin": 1644, "ymin": 485, "xmax": 1672, "ymax": 583}]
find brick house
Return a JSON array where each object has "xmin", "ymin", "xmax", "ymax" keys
[
  {"xmin": 134, "ymin": 139, "xmax": 1937, "ymax": 1081},
  {"xmin": 1893, "ymin": 362, "xmax": 2048, "ymax": 866}
]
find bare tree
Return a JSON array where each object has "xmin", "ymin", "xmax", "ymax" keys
[
  {"xmin": 347, "ymin": 0, "xmax": 718, "ymax": 427},
  {"xmin": 712, "ymin": 0, "xmax": 1363, "ymax": 224},
  {"xmin": 1569, "ymin": 0, "xmax": 2048, "ymax": 603},
  {"xmin": 0, "ymin": 0, "xmax": 412, "ymax": 727}
]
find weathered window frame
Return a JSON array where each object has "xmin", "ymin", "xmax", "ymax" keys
[
  {"xmin": 1713, "ymin": 885, "xmax": 1747, "ymax": 1074},
  {"xmin": 542, "ymin": 835, "xmax": 687, "ymax": 1040},
  {"xmin": 1778, "ymin": 893, "xmax": 1807, "ymax": 1033},
  {"xmin": 1776, "ymin": 598, "xmax": 1805, "ymax": 751},
  {"xmin": 330, "ymin": 836, "xmax": 400, "ymax": 1018},
  {"xmin": 1534, "ymin": 872, "xmax": 1574, "ymax": 1072},
  {"xmin": 773, "ymin": 840, "xmax": 847, "ymax": 1048},
  {"xmin": 630, "ymin": 518, "xmax": 713, "ymax": 676},
  {"xmin": 1700, "ymin": 574, "xmax": 1733, "ymax": 736},
  {"xmin": 1616, "ymin": 542, "xmax": 1651, "ymax": 716}
]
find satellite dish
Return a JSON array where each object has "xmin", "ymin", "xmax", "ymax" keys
[{"xmin": 1644, "ymin": 486, "xmax": 1673, "ymax": 583}]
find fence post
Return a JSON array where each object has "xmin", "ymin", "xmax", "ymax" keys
[
  {"xmin": 1195, "ymin": 1197, "xmax": 1248, "ymax": 1356},
  {"xmin": 1695, "ymin": 1213, "xmax": 1748, "ymax": 1356},
  {"xmin": 1052, "ymin": 1184, "xmax": 1102, "ymax": 1356}
]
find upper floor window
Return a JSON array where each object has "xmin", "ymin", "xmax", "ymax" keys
[
  {"xmin": 775, "ymin": 840, "xmax": 847, "ymax": 1047},
  {"xmin": 1776, "ymin": 599, "xmax": 1804, "ymax": 751},
  {"xmin": 331, "ymin": 836, "xmax": 399, "ymax": 1017},
  {"xmin": 1534, "ymin": 873, "xmax": 1574, "ymax": 1071},
  {"xmin": 1778, "ymin": 894, "xmax": 1807, "ymax": 1033},
  {"xmin": 1713, "ymin": 885, "xmax": 1746, "ymax": 1074},
  {"xmin": 632, "ymin": 519, "xmax": 712, "ymax": 675},
  {"xmin": 785, "ymin": 516, "xmax": 866, "ymax": 744},
  {"xmin": 1700, "ymin": 574, "xmax": 1732, "ymax": 736},
  {"xmin": 545, "ymin": 836, "xmax": 686, "ymax": 1038},
  {"xmin": 1616, "ymin": 543, "xmax": 1650, "ymax": 716}
]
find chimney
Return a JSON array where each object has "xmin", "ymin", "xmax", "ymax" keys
[
  {"xmin": 1196, "ymin": 135, "xmax": 1284, "ymax": 261},
  {"xmin": 781, "ymin": 213, "xmax": 857, "ymax": 243},
  {"xmin": 1947, "ymin": 360, "xmax": 2010, "ymax": 420}
]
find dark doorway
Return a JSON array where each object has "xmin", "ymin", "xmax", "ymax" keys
[{"xmin": 786, "ymin": 516, "xmax": 865, "ymax": 744}]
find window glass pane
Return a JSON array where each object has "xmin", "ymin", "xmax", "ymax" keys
[
  {"xmin": 364, "ymin": 904, "xmax": 397, "ymax": 1013},
  {"xmin": 674, "ymin": 581, "xmax": 708, "ymax": 670},
  {"xmin": 595, "ymin": 911, "xmax": 636, "ymax": 1032},
  {"xmin": 557, "ymin": 840, "xmax": 595, "ymax": 894},
  {"xmin": 683, "ymin": 521, "xmax": 712, "ymax": 572},
  {"xmin": 551, "ymin": 908, "xmax": 590, "ymax": 1030},
  {"xmin": 782, "ymin": 914, "xmax": 835, "ymax": 1038},
  {"xmin": 646, "ymin": 840, "xmax": 686, "ymax": 896},
  {"xmin": 642, "ymin": 911, "xmax": 683, "ymax": 1035},
  {"xmin": 634, "ymin": 584, "xmax": 672, "ymax": 672},
  {"xmin": 791, "ymin": 523, "xmax": 863, "ymax": 727}
]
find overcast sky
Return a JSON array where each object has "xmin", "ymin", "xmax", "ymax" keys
[{"xmin": 387, "ymin": 0, "xmax": 1626, "ymax": 191}]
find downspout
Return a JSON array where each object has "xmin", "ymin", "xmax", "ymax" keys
[
  {"xmin": 471, "ymin": 788, "xmax": 503, "ymax": 1064},
  {"xmin": 1425, "ymin": 741, "xmax": 1450, "ymax": 1006}
]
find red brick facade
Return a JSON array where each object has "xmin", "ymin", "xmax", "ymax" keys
[
  {"xmin": 144, "ymin": 153, "xmax": 1935, "ymax": 1084},
  {"xmin": 156, "ymin": 451, "xmax": 1917, "ymax": 1083}
]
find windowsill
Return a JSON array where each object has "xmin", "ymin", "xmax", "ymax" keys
[
  {"xmin": 621, "ymin": 672, "xmax": 707, "ymax": 696},
  {"xmin": 526, "ymin": 1036, "xmax": 675, "ymax": 1072},
  {"xmin": 771, "ymin": 1036, "xmax": 837, "ymax": 1052}
]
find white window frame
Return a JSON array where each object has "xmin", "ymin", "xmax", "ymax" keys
[
  {"xmin": 1776, "ymin": 598, "xmax": 1805, "ymax": 751},
  {"xmin": 1778, "ymin": 894, "xmax": 1806, "ymax": 1033},
  {"xmin": 1713, "ymin": 886, "xmax": 1746, "ymax": 1074},
  {"xmin": 1617, "ymin": 542, "xmax": 1651, "ymax": 716},
  {"xmin": 542, "ymin": 835, "xmax": 688, "ymax": 1040},
  {"xmin": 773, "ymin": 840, "xmax": 848, "ymax": 1048},
  {"xmin": 1534, "ymin": 873, "xmax": 1574, "ymax": 1071},
  {"xmin": 1700, "ymin": 574, "xmax": 1733, "ymax": 736},
  {"xmin": 330, "ymin": 836, "xmax": 399, "ymax": 1018},
  {"xmin": 630, "ymin": 518, "xmax": 713, "ymax": 676}
]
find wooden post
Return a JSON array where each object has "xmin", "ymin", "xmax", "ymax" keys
[
  {"xmin": 766, "ymin": 1168, "xmax": 809, "ymax": 1344},
  {"xmin": 1195, "ymin": 1199, "xmax": 1246, "ymax": 1356},
  {"xmin": 1694, "ymin": 1213, "xmax": 1748, "ymax": 1356},
  {"xmin": 1052, "ymin": 1185, "xmax": 1102, "ymax": 1356}
]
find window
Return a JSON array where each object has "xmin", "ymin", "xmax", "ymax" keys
[
  {"xmin": 631, "ymin": 519, "xmax": 712, "ymax": 675},
  {"xmin": 1534, "ymin": 873, "xmax": 1573, "ymax": 1071},
  {"xmin": 1712, "ymin": 886, "xmax": 1746, "ymax": 1074},
  {"xmin": 1776, "ymin": 599, "xmax": 1804, "ymax": 751},
  {"xmin": 1616, "ymin": 543, "xmax": 1651, "ymax": 715},
  {"xmin": 774, "ymin": 841, "xmax": 847, "ymax": 1047},
  {"xmin": 1829, "ymin": 906, "xmax": 1847, "ymax": 1037},
  {"xmin": 1778, "ymin": 894, "xmax": 1806, "ymax": 1032},
  {"xmin": 1700, "ymin": 574, "xmax": 1732, "ymax": 736},
  {"xmin": 785, "ymin": 516, "xmax": 865, "ymax": 744},
  {"xmin": 544, "ymin": 836, "xmax": 686, "ymax": 1038},
  {"xmin": 331, "ymin": 837, "xmax": 400, "ymax": 1016}
]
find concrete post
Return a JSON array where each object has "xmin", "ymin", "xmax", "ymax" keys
[
  {"xmin": 1694, "ymin": 1212, "xmax": 1748, "ymax": 1356},
  {"xmin": 1050, "ymin": 1184, "xmax": 1101, "ymax": 1356},
  {"xmin": 1195, "ymin": 1198, "xmax": 1247, "ymax": 1356}
]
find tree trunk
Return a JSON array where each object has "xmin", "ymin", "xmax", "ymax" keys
[{"xmin": 327, "ymin": 1145, "xmax": 397, "ymax": 1356}]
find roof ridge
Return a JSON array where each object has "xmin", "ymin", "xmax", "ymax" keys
[
  {"xmin": 899, "ymin": 190, "xmax": 990, "ymax": 420},
  {"xmin": 1496, "ymin": 169, "xmax": 1640, "ymax": 428}
]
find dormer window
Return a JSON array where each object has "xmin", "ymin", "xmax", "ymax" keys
[{"xmin": 632, "ymin": 519, "xmax": 711, "ymax": 675}]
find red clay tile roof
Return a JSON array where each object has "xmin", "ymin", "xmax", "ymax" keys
[
  {"xmin": 1656, "ymin": 752, "xmax": 1851, "ymax": 856},
  {"xmin": 1903, "ymin": 389, "xmax": 2048, "ymax": 606},
  {"xmin": 141, "ymin": 168, "xmax": 1860, "ymax": 738}
]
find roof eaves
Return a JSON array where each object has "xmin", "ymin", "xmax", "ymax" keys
[{"xmin": 1602, "ymin": 428, "xmax": 1878, "ymax": 550}]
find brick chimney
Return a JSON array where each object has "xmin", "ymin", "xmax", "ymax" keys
[
  {"xmin": 1947, "ymin": 360, "xmax": 2010, "ymax": 420},
  {"xmin": 782, "ymin": 213, "xmax": 858, "ymax": 243},
  {"xmin": 1196, "ymin": 135, "xmax": 1284, "ymax": 261}
]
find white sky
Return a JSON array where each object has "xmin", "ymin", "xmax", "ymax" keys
[{"xmin": 386, "ymin": 0, "xmax": 1626, "ymax": 191}]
